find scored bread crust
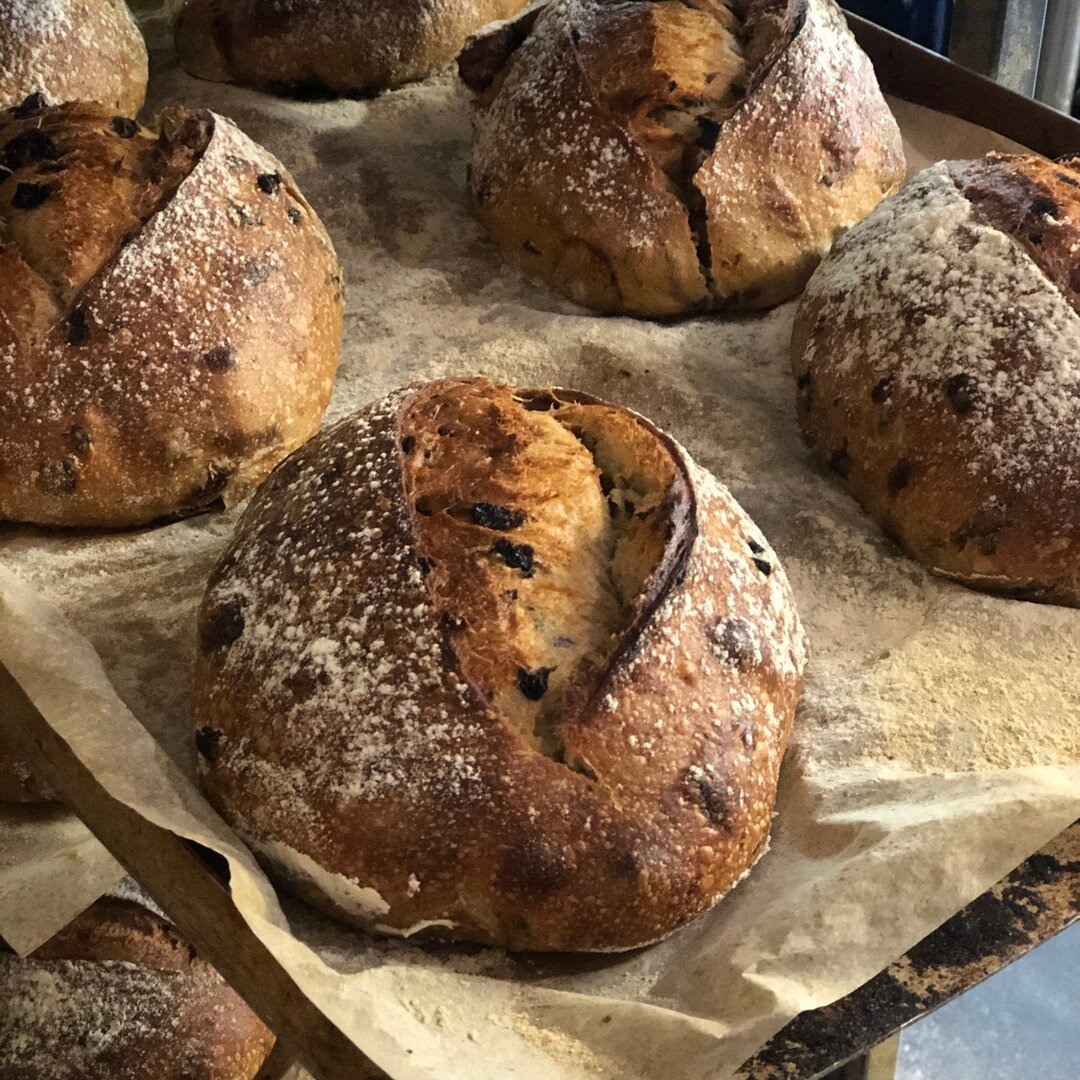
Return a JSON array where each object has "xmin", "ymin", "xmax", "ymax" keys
[
  {"xmin": 0, "ymin": 0, "xmax": 147, "ymax": 114},
  {"xmin": 0, "ymin": 100, "xmax": 343, "ymax": 527},
  {"xmin": 0, "ymin": 894, "xmax": 274, "ymax": 1079},
  {"xmin": 792, "ymin": 153, "xmax": 1080, "ymax": 605},
  {"xmin": 193, "ymin": 379, "xmax": 807, "ymax": 952},
  {"xmin": 175, "ymin": 0, "xmax": 529, "ymax": 95},
  {"xmin": 459, "ymin": 0, "xmax": 905, "ymax": 317}
]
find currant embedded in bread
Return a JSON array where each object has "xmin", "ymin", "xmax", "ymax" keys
[
  {"xmin": 793, "ymin": 153, "xmax": 1080, "ymax": 605},
  {"xmin": 193, "ymin": 379, "xmax": 807, "ymax": 952},
  {"xmin": 459, "ymin": 0, "xmax": 905, "ymax": 316},
  {"xmin": 0, "ymin": 99, "xmax": 343, "ymax": 527}
]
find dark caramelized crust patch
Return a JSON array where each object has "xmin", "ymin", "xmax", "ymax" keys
[{"xmin": 950, "ymin": 154, "xmax": 1080, "ymax": 315}]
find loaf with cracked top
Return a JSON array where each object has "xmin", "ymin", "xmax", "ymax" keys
[
  {"xmin": 193, "ymin": 378, "xmax": 808, "ymax": 952},
  {"xmin": 0, "ymin": 98, "xmax": 342, "ymax": 527},
  {"xmin": 458, "ymin": 0, "xmax": 905, "ymax": 316}
]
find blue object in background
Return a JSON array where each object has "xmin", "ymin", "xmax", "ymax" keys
[{"xmin": 840, "ymin": 0, "xmax": 952, "ymax": 54}]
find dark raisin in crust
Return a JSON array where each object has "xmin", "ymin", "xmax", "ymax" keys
[
  {"xmin": 257, "ymin": 172, "xmax": 282, "ymax": 195},
  {"xmin": 517, "ymin": 667, "xmax": 550, "ymax": 700},
  {"xmin": 11, "ymin": 181, "xmax": 55, "ymax": 210},
  {"xmin": 472, "ymin": 502, "xmax": 525, "ymax": 530}
]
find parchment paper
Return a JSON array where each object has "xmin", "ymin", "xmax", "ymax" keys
[{"xmin": 0, "ymin": 14, "xmax": 1077, "ymax": 1078}]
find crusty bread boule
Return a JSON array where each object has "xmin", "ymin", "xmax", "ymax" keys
[
  {"xmin": 459, "ymin": 0, "xmax": 905, "ymax": 317},
  {"xmin": 0, "ymin": 0, "xmax": 147, "ymax": 114},
  {"xmin": 0, "ymin": 888, "xmax": 274, "ymax": 1079},
  {"xmin": 175, "ymin": 0, "xmax": 529, "ymax": 96},
  {"xmin": 0, "ymin": 99, "xmax": 343, "ymax": 527},
  {"xmin": 792, "ymin": 153, "xmax": 1080, "ymax": 605},
  {"xmin": 193, "ymin": 378, "xmax": 808, "ymax": 952}
]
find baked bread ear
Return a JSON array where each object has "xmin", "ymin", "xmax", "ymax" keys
[
  {"xmin": 0, "ymin": 100, "xmax": 343, "ymax": 527},
  {"xmin": 459, "ymin": 0, "xmax": 905, "ymax": 317},
  {"xmin": 175, "ymin": 0, "xmax": 529, "ymax": 96},
  {"xmin": 193, "ymin": 378, "xmax": 808, "ymax": 952},
  {"xmin": 792, "ymin": 153, "xmax": 1080, "ymax": 605},
  {"xmin": 0, "ymin": 0, "xmax": 147, "ymax": 114},
  {"xmin": 0, "ymin": 890, "xmax": 275, "ymax": 1079}
]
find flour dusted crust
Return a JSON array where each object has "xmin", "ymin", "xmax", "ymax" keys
[
  {"xmin": 175, "ymin": 0, "xmax": 529, "ymax": 96},
  {"xmin": 793, "ymin": 153, "xmax": 1080, "ymax": 605},
  {"xmin": 0, "ymin": 100, "xmax": 343, "ymax": 527},
  {"xmin": 0, "ymin": 0, "xmax": 147, "ymax": 114},
  {"xmin": 193, "ymin": 378, "xmax": 807, "ymax": 952},
  {"xmin": 0, "ymin": 893, "xmax": 274, "ymax": 1079},
  {"xmin": 459, "ymin": 0, "xmax": 905, "ymax": 317}
]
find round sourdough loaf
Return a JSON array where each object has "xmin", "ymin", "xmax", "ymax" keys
[
  {"xmin": 0, "ymin": 0, "xmax": 147, "ymax": 114},
  {"xmin": 793, "ymin": 153, "xmax": 1080, "ymax": 606},
  {"xmin": 175, "ymin": 0, "xmax": 529, "ymax": 96},
  {"xmin": 0, "ymin": 890, "xmax": 274, "ymax": 1079},
  {"xmin": 0, "ymin": 99, "xmax": 343, "ymax": 527},
  {"xmin": 459, "ymin": 0, "xmax": 905, "ymax": 316},
  {"xmin": 193, "ymin": 378, "xmax": 808, "ymax": 952}
]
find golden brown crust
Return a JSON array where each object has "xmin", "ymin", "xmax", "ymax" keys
[
  {"xmin": 175, "ymin": 0, "xmax": 529, "ymax": 95},
  {"xmin": 0, "ymin": 0, "xmax": 147, "ymax": 115},
  {"xmin": 0, "ymin": 100, "xmax": 343, "ymax": 527},
  {"xmin": 460, "ymin": 0, "xmax": 905, "ymax": 316},
  {"xmin": 792, "ymin": 154, "xmax": 1080, "ymax": 605},
  {"xmin": 0, "ymin": 894, "xmax": 275, "ymax": 1079},
  {"xmin": 193, "ymin": 379, "xmax": 807, "ymax": 952}
]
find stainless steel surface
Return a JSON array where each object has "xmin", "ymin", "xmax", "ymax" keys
[
  {"xmin": 897, "ymin": 925, "xmax": 1080, "ymax": 1080},
  {"xmin": 1036, "ymin": 0, "xmax": 1080, "ymax": 113},
  {"xmin": 825, "ymin": 1038, "xmax": 900, "ymax": 1080},
  {"xmin": 950, "ymin": 0, "xmax": 1048, "ymax": 96}
]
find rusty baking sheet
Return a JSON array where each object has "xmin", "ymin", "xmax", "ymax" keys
[{"xmin": 739, "ymin": 821, "xmax": 1080, "ymax": 1079}]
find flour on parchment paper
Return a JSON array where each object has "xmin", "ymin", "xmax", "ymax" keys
[{"xmin": 0, "ymin": 18, "xmax": 1077, "ymax": 1080}]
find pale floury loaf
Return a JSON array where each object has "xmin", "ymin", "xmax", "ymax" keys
[
  {"xmin": 793, "ymin": 153, "xmax": 1080, "ymax": 605},
  {"xmin": 0, "ymin": 890, "xmax": 274, "ymax": 1078},
  {"xmin": 0, "ymin": 0, "xmax": 147, "ymax": 113}
]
